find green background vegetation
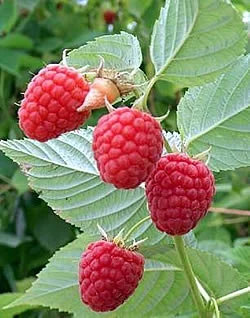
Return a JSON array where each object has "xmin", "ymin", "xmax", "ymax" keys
[{"xmin": 0, "ymin": 0, "xmax": 249, "ymax": 317}]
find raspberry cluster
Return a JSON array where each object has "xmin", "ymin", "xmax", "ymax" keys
[
  {"xmin": 18, "ymin": 58, "xmax": 216, "ymax": 314},
  {"xmin": 79, "ymin": 240, "xmax": 144, "ymax": 312},
  {"xmin": 92, "ymin": 107, "xmax": 163, "ymax": 189},
  {"xmin": 146, "ymin": 153, "xmax": 215, "ymax": 235},
  {"xmin": 19, "ymin": 64, "xmax": 90, "ymax": 141}
]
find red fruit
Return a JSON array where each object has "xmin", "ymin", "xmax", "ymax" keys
[
  {"xmin": 103, "ymin": 10, "xmax": 117, "ymax": 24},
  {"xmin": 18, "ymin": 64, "xmax": 90, "ymax": 142},
  {"xmin": 79, "ymin": 240, "xmax": 144, "ymax": 312},
  {"xmin": 77, "ymin": 78, "xmax": 120, "ymax": 112},
  {"xmin": 92, "ymin": 107, "xmax": 163, "ymax": 189},
  {"xmin": 146, "ymin": 153, "xmax": 215, "ymax": 235}
]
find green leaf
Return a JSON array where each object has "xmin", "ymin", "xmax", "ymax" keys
[
  {"xmin": 8, "ymin": 234, "xmax": 192, "ymax": 317},
  {"xmin": 241, "ymin": 305, "xmax": 250, "ymax": 317},
  {"xmin": 16, "ymin": 277, "xmax": 35, "ymax": 293},
  {"xmin": 19, "ymin": 55, "xmax": 44, "ymax": 70},
  {"xmin": 0, "ymin": 0, "xmax": 17, "ymax": 33},
  {"xmin": 0, "ymin": 232, "xmax": 31, "ymax": 248},
  {"xmin": 11, "ymin": 169, "xmax": 29, "ymax": 194},
  {"xmin": 226, "ymin": 247, "xmax": 250, "ymax": 280},
  {"xmin": 0, "ymin": 33, "xmax": 33, "ymax": 49},
  {"xmin": 152, "ymin": 248, "xmax": 249, "ymax": 315},
  {"xmin": 0, "ymin": 128, "xmax": 195, "ymax": 248},
  {"xmin": 177, "ymin": 55, "xmax": 250, "ymax": 172},
  {"xmin": 17, "ymin": 0, "xmax": 39, "ymax": 11},
  {"xmin": 150, "ymin": 0, "xmax": 247, "ymax": 87},
  {"xmin": 0, "ymin": 47, "xmax": 25, "ymax": 76},
  {"xmin": 8, "ymin": 236, "xmax": 248, "ymax": 317},
  {"xmin": 66, "ymin": 32, "xmax": 142, "ymax": 72},
  {"xmin": 0, "ymin": 151, "xmax": 17, "ymax": 178},
  {"xmin": 0, "ymin": 129, "xmax": 160, "ymax": 245},
  {"xmin": 127, "ymin": 0, "xmax": 153, "ymax": 17},
  {"xmin": 0, "ymin": 293, "xmax": 32, "ymax": 318}
]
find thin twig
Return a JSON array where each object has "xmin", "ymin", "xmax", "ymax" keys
[{"xmin": 209, "ymin": 207, "xmax": 250, "ymax": 217}]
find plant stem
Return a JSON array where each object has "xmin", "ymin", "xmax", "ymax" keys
[
  {"xmin": 164, "ymin": 136, "xmax": 173, "ymax": 153},
  {"xmin": 123, "ymin": 215, "xmax": 151, "ymax": 242},
  {"xmin": 210, "ymin": 298, "xmax": 220, "ymax": 318},
  {"xmin": 209, "ymin": 207, "xmax": 250, "ymax": 217},
  {"xmin": 174, "ymin": 236, "xmax": 206, "ymax": 317},
  {"xmin": 140, "ymin": 76, "xmax": 158, "ymax": 109},
  {"xmin": 216, "ymin": 286, "xmax": 250, "ymax": 305},
  {"xmin": 195, "ymin": 278, "xmax": 210, "ymax": 303}
]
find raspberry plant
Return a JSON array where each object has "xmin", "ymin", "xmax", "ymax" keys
[{"xmin": 0, "ymin": 0, "xmax": 250, "ymax": 317}]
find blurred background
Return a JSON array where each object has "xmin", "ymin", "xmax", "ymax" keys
[{"xmin": 0, "ymin": 0, "xmax": 249, "ymax": 317}]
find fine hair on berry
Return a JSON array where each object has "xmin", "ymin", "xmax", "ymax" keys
[
  {"xmin": 18, "ymin": 64, "xmax": 90, "ymax": 142},
  {"xmin": 79, "ymin": 240, "xmax": 144, "ymax": 312},
  {"xmin": 146, "ymin": 153, "xmax": 215, "ymax": 235},
  {"xmin": 92, "ymin": 107, "xmax": 163, "ymax": 189}
]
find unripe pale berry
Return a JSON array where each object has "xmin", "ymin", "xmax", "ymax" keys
[{"xmin": 77, "ymin": 78, "xmax": 120, "ymax": 112}]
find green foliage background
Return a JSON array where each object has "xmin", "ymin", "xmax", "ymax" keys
[{"xmin": 0, "ymin": 0, "xmax": 249, "ymax": 317}]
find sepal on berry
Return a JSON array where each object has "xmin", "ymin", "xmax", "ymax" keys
[
  {"xmin": 78, "ymin": 228, "xmax": 145, "ymax": 312},
  {"xmin": 146, "ymin": 153, "xmax": 215, "ymax": 235}
]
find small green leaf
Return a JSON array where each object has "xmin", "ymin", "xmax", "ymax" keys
[
  {"xmin": 66, "ymin": 32, "xmax": 142, "ymax": 72},
  {"xmin": 177, "ymin": 55, "xmax": 250, "ymax": 171},
  {"xmin": 150, "ymin": 0, "xmax": 247, "ymax": 87}
]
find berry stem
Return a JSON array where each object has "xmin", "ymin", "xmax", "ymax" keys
[
  {"xmin": 140, "ymin": 76, "xmax": 158, "ymax": 109},
  {"xmin": 209, "ymin": 206, "xmax": 250, "ymax": 217},
  {"xmin": 173, "ymin": 236, "xmax": 206, "ymax": 317},
  {"xmin": 216, "ymin": 286, "xmax": 250, "ymax": 305},
  {"xmin": 164, "ymin": 137, "xmax": 173, "ymax": 153},
  {"xmin": 210, "ymin": 298, "xmax": 220, "ymax": 318},
  {"xmin": 123, "ymin": 215, "xmax": 151, "ymax": 242}
]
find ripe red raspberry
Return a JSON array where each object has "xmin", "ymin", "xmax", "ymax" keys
[
  {"xmin": 103, "ymin": 10, "xmax": 117, "ymax": 24},
  {"xmin": 92, "ymin": 107, "xmax": 163, "ymax": 189},
  {"xmin": 79, "ymin": 240, "xmax": 144, "ymax": 312},
  {"xmin": 146, "ymin": 153, "xmax": 215, "ymax": 235},
  {"xmin": 18, "ymin": 64, "xmax": 90, "ymax": 142}
]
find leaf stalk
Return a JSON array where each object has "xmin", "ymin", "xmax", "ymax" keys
[{"xmin": 173, "ymin": 236, "xmax": 206, "ymax": 317}]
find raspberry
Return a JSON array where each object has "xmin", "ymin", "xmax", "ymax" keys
[
  {"xmin": 18, "ymin": 64, "xmax": 90, "ymax": 142},
  {"xmin": 79, "ymin": 240, "xmax": 144, "ymax": 312},
  {"xmin": 92, "ymin": 107, "xmax": 163, "ymax": 189},
  {"xmin": 103, "ymin": 10, "xmax": 117, "ymax": 24},
  {"xmin": 146, "ymin": 153, "xmax": 215, "ymax": 235}
]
